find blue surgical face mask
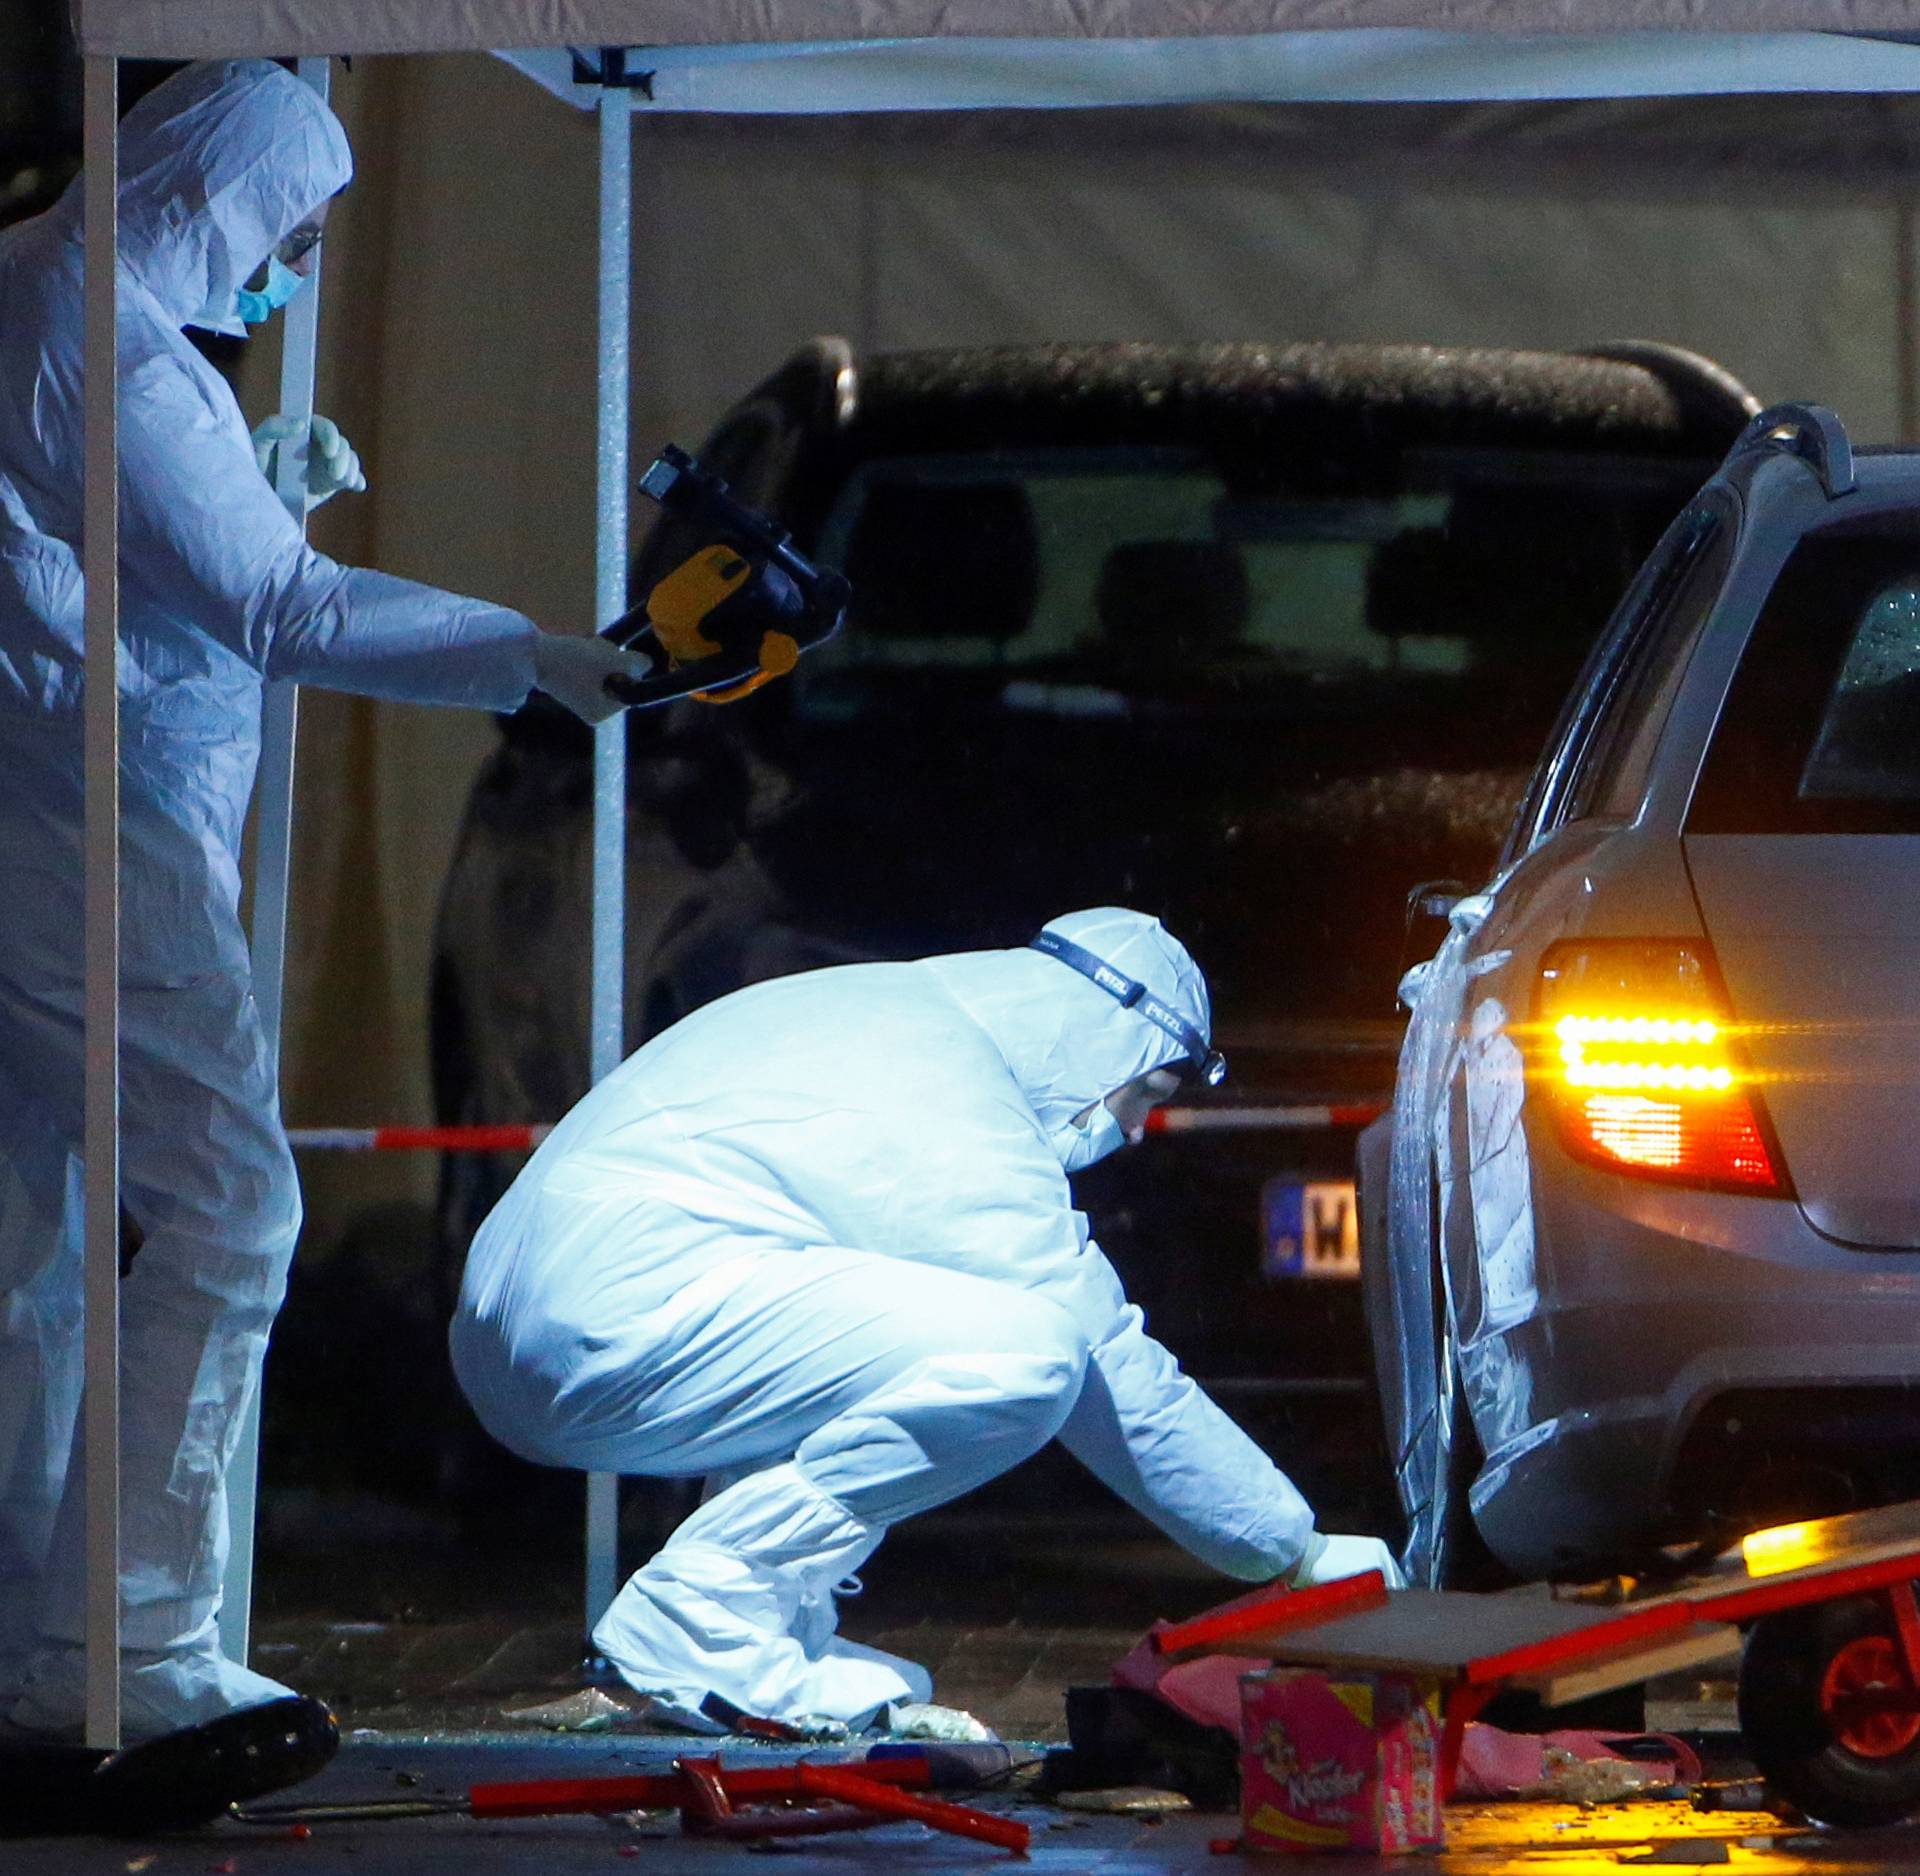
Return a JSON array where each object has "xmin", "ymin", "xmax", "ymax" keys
[
  {"xmin": 1055, "ymin": 1101, "xmax": 1127, "ymax": 1174},
  {"xmin": 234, "ymin": 255, "xmax": 306, "ymax": 327}
]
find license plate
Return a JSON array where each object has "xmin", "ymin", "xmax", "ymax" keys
[{"xmin": 1261, "ymin": 1178, "xmax": 1361, "ymax": 1281}]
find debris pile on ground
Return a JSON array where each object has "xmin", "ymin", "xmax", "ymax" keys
[
  {"xmin": 1522, "ymin": 1747, "xmax": 1680, "ymax": 1806},
  {"xmin": 1055, "ymin": 1786, "xmax": 1192, "ymax": 1815},
  {"xmin": 499, "ymin": 1688, "xmax": 643, "ymax": 1733}
]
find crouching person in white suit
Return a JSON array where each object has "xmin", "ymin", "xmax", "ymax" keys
[{"xmin": 450, "ymin": 908, "xmax": 1402, "ymax": 1733}]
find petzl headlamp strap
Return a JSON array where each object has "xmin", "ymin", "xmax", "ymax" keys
[{"xmin": 1029, "ymin": 931, "xmax": 1226, "ymax": 1086}]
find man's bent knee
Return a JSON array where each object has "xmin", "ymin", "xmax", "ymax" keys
[{"xmin": 995, "ymin": 1298, "xmax": 1090, "ymax": 1431}]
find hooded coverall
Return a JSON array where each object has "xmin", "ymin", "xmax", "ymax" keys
[
  {"xmin": 452, "ymin": 908, "xmax": 1317, "ymax": 1730},
  {"xmin": 0, "ymin": 60, "xmax": 541, "ymax": 1736}
]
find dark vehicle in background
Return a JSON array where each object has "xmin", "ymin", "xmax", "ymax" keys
[
  {"xmin": 0, "ymin": 6, "xmax": 78, "ymax": 225},
  {"xmin": 431, "ymin": 336, "xmax": 1756, "ymax": 1504}
]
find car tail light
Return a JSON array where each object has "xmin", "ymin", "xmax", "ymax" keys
[{"xmin": 1535, "ymin": 941, "xmax": 1788, "ymax": 1195}]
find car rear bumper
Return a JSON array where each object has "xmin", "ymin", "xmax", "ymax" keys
[{"xmin": 1464, "ymin": 1158, "xmax": 1920, "ymax": 1579}]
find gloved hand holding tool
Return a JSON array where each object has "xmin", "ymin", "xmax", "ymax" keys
[
  {"xmin": 250, "ymin": 412, "xmax": 367, "ymax": 511},
  {"xmin": 596, "ymin": 444, "xmax": 851, "ymax": 711},
  {"xmin": 532, "ymin": 630, "xmax": 652, "ymax": 726}
]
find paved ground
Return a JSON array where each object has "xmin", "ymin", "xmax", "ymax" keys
[
  {"xmin": 242, "ymin": 1486, "xmax": 1254, "ymax": 1740},
  {"xmin": 5, "ymin": 1730, "xmax": 1916, "ymax": 1875},
  {"xmin": 11, "ymin": 1500, "xmax": 1920, "ymax": 1873},
  {"xmin": 245, "ymin": 1609, "xmax": 1141, "ymax": 1743},
  {"xmin": 20, "ymin": 1434, "xmax": 1918, "ymax": 1868}
]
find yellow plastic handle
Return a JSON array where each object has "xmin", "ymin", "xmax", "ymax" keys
[{"xmin": 693, "ymin": 632, "xmax": 802, "ymax": 705}]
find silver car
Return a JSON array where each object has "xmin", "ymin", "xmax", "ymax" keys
[{"xmin": 1362, "ymin": 403, "xmax": 1920, "ymax": 1589}]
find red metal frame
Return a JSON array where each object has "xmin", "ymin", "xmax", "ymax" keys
[
  {"xmin": 475, "ymin": 1755, "xmax": 1028, "ymax": 1855},
  {"xmin": 1460, "ymin": 1598, "xmax": 1698, "ymax": 1687},
  {"xmin": 1437, "ymin": 1683, "xmax": 1496, "ymax": 1802},
  {"xmin": 671, "ymin": 1756, "xmax": 874, "ymax": 1841},
  {"xmin": 1886, "ymin": 1579, "xmax": 1920, "ymax": 1689},
  {"xmin": 1689, "ymin": 1551, "xmax": 1920, "ymax": 1627},
  {"xmin": 1150, "ymin": 1570, "xmax": 1390, "ymax": 1658},
  {"xmin": 794, "ymin": 1764, "xmax": 1031, "ymax": 1852},
  {"xmin": 467, "ymin": 1755, "xmax": 931, "ymax": 1820}
]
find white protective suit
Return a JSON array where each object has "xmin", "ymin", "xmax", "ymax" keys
[
  {"xmin": 0, "ymin": 61, "xmax": 541, "ymax": 1736},
  {"xmin": 452, "ymin": 909, "xmax": 1316, "ymax": 1730}
]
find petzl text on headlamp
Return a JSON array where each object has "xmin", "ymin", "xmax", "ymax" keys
[
  {"xmin": 1029, "ymin": 931, "xmax": 1227, "ymax": 1086},
  {"xmin": 600, "ymin": 446, "xmax": 851, "ymax": 710}
]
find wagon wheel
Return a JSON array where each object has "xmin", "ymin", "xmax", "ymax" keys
[{"xmin": 1738, "ymin": 1591, "xmax": 1920, "ymax": 1828}]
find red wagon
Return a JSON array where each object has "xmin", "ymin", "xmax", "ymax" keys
[{"xmin": 1153, "ymin": 1500, "xmax": 1920, "ymax": 1828}]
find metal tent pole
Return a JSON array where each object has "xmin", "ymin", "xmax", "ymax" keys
[
  {"xmin": 81, "ymin": 50, "xmax": 122, "ymax": 1753},
  {"xmin": 585, "ymin": 79, "xmax": 634, "ymax": 1638},
  {"xmin": 219, "ymin": 55, "xmax": 331, "ymax": 1669}
]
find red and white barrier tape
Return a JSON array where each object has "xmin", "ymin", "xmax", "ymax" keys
[
  {"xmin": 285, "ymin": 1124, "xmax": 554, "ymax": 1153},
  {"xmin": 285, "ymin": 1108, "xmax": 1386, "ymax": 1153},
  {"xmin": 1145, "ymin": 1103, "xmax": 1385, "ymax": 1133}
]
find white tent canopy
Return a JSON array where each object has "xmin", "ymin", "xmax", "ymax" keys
[
  {"xmin": 72, "ymin": 0, "xmax": 1920, "ymax": 106},
  {"xmin": 498, "ymin": 35, "xmax": 1920, "ymax": 112},
  {"xmin": 69, "ymin": 0, "xmax": 1920, "ymax": 58}
]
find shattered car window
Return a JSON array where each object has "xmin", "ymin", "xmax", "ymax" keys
[
  {"xmin": 1802, "ymin": 584, "xmax": 1920, "ymax": 805},
  {"xmin": 1692, "ymin": 517, "xmax": 1920, "ymax": 835}
]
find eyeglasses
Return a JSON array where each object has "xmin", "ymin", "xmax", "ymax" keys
[
  {"xmin": 1029, "ymin": 931, "xmax": 1228, "ymax": 1088},
  {"xmin": 275, "ymin": 223, "xmax": 325, "ymax": 268}
]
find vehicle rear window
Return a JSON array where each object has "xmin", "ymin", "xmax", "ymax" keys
[
  {"xmin": 1690, "ymin": 514, "xmax": 1920, "ymax": 834},
  {"xmin": 802, "ymin": 447, "xmax": 1673, "ymax": 765}
]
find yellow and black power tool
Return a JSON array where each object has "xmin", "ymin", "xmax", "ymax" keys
[{"xmin": 600, "ymin": 445, "xmax": 851, "ymax": 709}]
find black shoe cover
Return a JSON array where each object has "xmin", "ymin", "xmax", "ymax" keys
[{"xmin": 0, "ymin": 1694, "xmax": 338, "ymax": 1835}]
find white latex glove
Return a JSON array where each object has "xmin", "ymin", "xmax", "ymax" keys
[
  {"xmin": 251, "ymin": 412, "xmax": 368, "ymax": 511},
  {"xmin": 1289, "ymin": 1531, "xmax": 1408, "ymax": 1592},
  {"xmin": 881, "ymin": 1702, "xmax": 1000, "ymax": 1744},
  {"xmin": 532, "ymin": 631, "xmax": 653, "ymax": 726}
]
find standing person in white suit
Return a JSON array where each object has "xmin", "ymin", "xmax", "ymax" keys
[
  {"xmin": 452, "ymin": 908, "xmax": 1403, "ymax": 1733},
  {"xmin": 0, "ymin": 58, "xmax": 641, "ymax": 1741}
]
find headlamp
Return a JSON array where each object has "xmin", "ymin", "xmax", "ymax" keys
[{"xmin": 1029, "ymin": 930, "xmax": 1226, "ymax": 1088}]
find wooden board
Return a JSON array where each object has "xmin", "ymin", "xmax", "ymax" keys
[
  {"xmin": 1231, "ymin": 1588, "xmax": 1680, "ymax": 1678},
  {"xmin": 1520, "ymin": 1625, "xmax": 1741, "ymax": 1709}
]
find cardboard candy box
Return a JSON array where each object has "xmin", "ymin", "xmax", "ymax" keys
[{"xmin": 1240, "ymin": 1667, "xmax": 1445, "ymax": 1854}]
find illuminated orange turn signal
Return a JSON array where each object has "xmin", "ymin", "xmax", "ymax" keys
[{"xmin": 1535, "ymin": 941, "xmax": 1786, "ymax": 1194}]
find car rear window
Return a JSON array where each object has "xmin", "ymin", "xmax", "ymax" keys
[
  {"xmin": 1690, "ymin": 513, "xmax": 1920, "ymax": 835},
  {"xmin": 802, "ymin": 447, "xmax": 1675, "ymax": 759}
]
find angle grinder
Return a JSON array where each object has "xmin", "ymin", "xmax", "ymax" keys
[{"xmin": 601, "ymin": 445, "xmax": 850, "ymax": 709}]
